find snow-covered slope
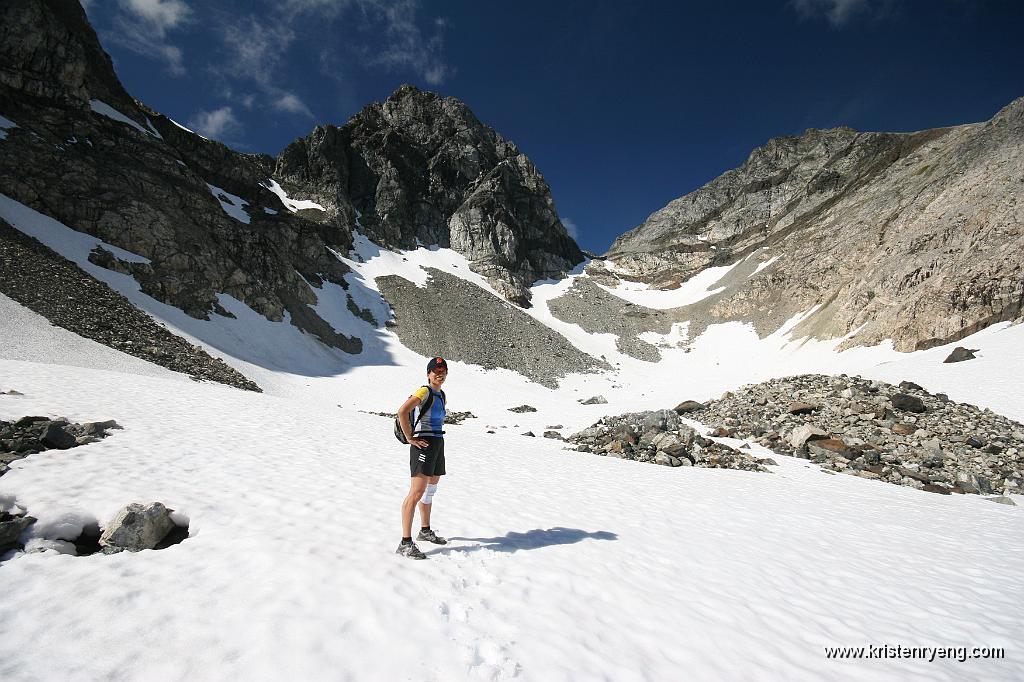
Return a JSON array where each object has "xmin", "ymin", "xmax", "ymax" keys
[
  {"xmin": 1, "ymin": 353, "xmax": 1022, "ymax": 681},
  {"xmin": 2, "ymin": 189, "xmax": 1023, "ymax": 681}
]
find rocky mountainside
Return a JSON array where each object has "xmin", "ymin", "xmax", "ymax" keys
[
  {"xmin": 597, "ymin": 102, "xmax": 1024, "ymax": 352},
  {"xmin": 276, "ymin": 85, "xmax": 583, "ymax": 306},
  {"xmin": 0, "ymin": 0, "xmax": 360, "ymax": 357},
  {"xmin": 0, "ymin": 0, "xmax": 582, "ymax": 378}
]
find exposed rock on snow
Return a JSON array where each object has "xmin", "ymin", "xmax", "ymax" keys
[
  {"xmin": 509, "ymin": 405, "xmax": 538, "ymax": 413},
  {"xmin": 685, "ymin": 374, "xmax": 1024, "ymax": 495},
  {"xmin": 673, "ymin": 400, "xmax": 703, "ymax": 413},
  {"xmin": 568, "ymin": 409, "xmax": 774, "ymax": 472},
  {"xmin": 547, "ymin": 277, "xmax": 672, "ymax": 361},
  {"xmin": 99, "ymin": 502, "xmax": 176, "ymax": 553},
  {"xmin": 579, "ymin": 395, "xmax": 608, "ymax": 405},
  {"xmin": 0, "ymin": 415, "xmax": 120, "ymax": 474},
  {"xmin": 0, "ymin": 510, "xmax": 36, "ymax": 553},
  {"xmin": 944, "ymin": 346, "xmax": 979, "ymax": 363}
]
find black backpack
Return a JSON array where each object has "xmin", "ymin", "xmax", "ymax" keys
[{"xmin": 394, "ymin": 386, "xmax": 446, "ymax": 444}]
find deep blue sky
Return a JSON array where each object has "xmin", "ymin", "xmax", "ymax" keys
[{"xmin": 83, "ymin": 0, "xmax": 1024, "ymax": 253}]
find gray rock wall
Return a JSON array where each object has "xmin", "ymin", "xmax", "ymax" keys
[{"xmin": 604, "ymin": 101, "xmax": 1024, "ymax": 352}]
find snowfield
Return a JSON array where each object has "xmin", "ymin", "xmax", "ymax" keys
[
  {"xmin": 1, "ymin": 355, "xmax": 1021, "ymax": 681},
  {"xmin": 1, "ymin": 213, "xmax": 1022, "ymax": 680}
]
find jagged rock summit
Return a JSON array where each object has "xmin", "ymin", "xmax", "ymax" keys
[
  {"xmin": 597, "ymin": 99, "xmax": 1024, "ymax": 352},
  {"xmin": 276, "ymin": 84, "xmax": 583, "ymax": 306}
]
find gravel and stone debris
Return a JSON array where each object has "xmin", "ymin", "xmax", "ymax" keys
[
  {"xmin": 681, "ymin": 373, "xmax": 1024, "ymax": 495},
  {"xmin": 568, "ymin": 409, "xmax": 774, "ymax": 472},
  {"xmin": 0, "ymin": 220, "xmax": 261, "ymax": 391},
  {"xmin": 378, "ymin": 268, "xmax": 606, "ymax": 388}
]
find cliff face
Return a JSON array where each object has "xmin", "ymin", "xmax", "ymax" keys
[
  {"xmin": 0, "ymin": 0, "xmax": 361, "ymax": 352},
  {"xmin": 275, "ymin": 85, "xmax": 583, "ymax": 306},
  {"xmin": 602, "ymin": 100, "xmax": 1024, "ymax": 351}
]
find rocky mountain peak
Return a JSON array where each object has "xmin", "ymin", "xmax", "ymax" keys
[{"xmin": 276, "ymin": 84, "xmax": 582, "ymax": 305}]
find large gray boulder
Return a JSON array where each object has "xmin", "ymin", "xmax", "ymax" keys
[{"xmin": 99, "ymin": 502, "xmax": 176, "ymax": 553}]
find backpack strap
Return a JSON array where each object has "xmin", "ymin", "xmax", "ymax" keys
[{"xmin": 412, "ymin": 385, "xmax": 433, "ymax": 433}]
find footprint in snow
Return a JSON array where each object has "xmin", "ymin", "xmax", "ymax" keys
[{"xmin": 435, "ymin": 546, "xmax": 520, "ymax": 679}]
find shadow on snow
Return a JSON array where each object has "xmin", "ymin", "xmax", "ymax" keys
[{"xmin": 428, "ymin": 527, "xmax": 617, "ymax": 556}]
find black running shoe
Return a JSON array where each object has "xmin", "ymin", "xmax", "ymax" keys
[
  {"xmin": 396, "ymin": 541, "xmax": 427, "ymax": 560},
  {"xmin": 416, "ymin": 528, "xmax": 448, "ymax": 545}
]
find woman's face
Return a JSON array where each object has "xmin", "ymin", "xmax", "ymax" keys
[{"xmin": 428, "ymin": 369, "xmax": 447, "ymax": 387}]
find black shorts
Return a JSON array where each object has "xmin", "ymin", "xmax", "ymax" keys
[{"xmin": 410, "ymin": 437, "xmax": 446, "ymax": 477}]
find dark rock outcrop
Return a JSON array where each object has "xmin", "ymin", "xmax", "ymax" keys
[
  {"xmin": 944, "ymin": 346, "xmax": 978, "ymax": 363},
  {"xmin": 1, "ymin": 415, "xmax": 121, "ymax": 474}
]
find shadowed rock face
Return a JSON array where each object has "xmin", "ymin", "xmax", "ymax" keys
[
  {"xmin": 603, "ymin": 101, "xmax": 1024, "ymax": 351},
  {"xmin": 0, "ymin": 0, "xmax": 361, "ymax": 353},
  {"xmin": 276, "ymin": 85, "xmax": 584, "ymax": 306}
]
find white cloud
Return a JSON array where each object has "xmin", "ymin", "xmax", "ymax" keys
[
  {"xmin": 273, "ymin": 93, "xmax": 314, "ymax": 117},
  {"xmin": 790, "ymin": 0, "xmax": 872, "ymax": 27},
  {"xmin": 187, "ymin": 106, "xmax": 241, "ymax": 139},
  {"xmin": 216, "ymin": 19, "xmax": 315, "ymax": 119},
  {"xmin": 120, "ymin": 0, "xmax": 191, "ymax": 31},
  {"xmin": 365, "ymin": 0, "xmax": 452, "ymax": 84},
  {"xmin": 221, "ymin": 17, "xmax": 295, "ymax": 86},
  {"xmin": 108, "ymin": 0, "xmax": 192, "ymax": 75},
  {"xmin": 562, "ymin": 218, "xmax": 581, "ymax": 241},
  {"xmin": 209, "ymin": 0, "xmax": 451, "ymax": 120},
  {"xmin": 282, "ymin": 0, "xmax": 453, "ymax": 85}
]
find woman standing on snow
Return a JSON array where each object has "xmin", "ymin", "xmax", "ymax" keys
[{"xmin": 395, "ymin": 356, "xmax": 449, "ymax": 559}]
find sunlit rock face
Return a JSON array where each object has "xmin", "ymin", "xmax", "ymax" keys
[{"xmin": 604, "ymin": 101, "xmax": 1024, "ymax": 351}]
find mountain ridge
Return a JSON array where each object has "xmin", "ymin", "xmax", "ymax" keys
[{"xmin": 595, "ymin": 97, "xmax": 1024, "ymax": 352}]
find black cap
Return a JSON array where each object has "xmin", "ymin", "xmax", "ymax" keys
[{"xmin": 427, "ymin": 356, "xmax": 448, "ymax": 373}]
